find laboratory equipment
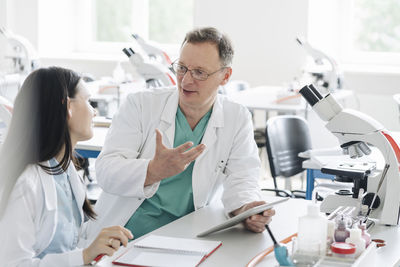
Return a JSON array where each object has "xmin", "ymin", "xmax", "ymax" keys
[
  {"xmin": 300, "ymin": 84, "xmax": 400, "ymax": 226},
  {"xmin": 265, "ymin": 225, "xmax": 294, "ymax": 266},
  {"xmin": 0, "ymin": 27, "xmax": 39, "ymax": 75},
  {"xmin": 131, "ymin": 34, "xmax": 173, "ymax": 70},
  {"xmin": 357, "ymin": 222, "xmax": 371, "ymax": 247},
  {"xmin": 297, "ymin": 37, "xmax": 343, "ymax": 94},
  {"xmin": 297, "ymin": 203, "xmax": 328, "ymax": 256},
  {"xmin": 330, "ymin": 242, "xmax": 356, "ymax": 259},
  {"xmin": 334, "ymin": 216, "xmax": 350, "ymax": 242},
  {"xmin": 122, "ymin": 47, "xmax": 176, "ymax": 88},
  {"xmin": 345, "ymin": 228, "xmax": 365, "ymax": 257}
]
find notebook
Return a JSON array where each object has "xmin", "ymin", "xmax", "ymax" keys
[{"xmin": 112, "ymin": 235, "xmax": 222, "ymax": 267}]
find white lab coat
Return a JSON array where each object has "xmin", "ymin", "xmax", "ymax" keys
[
  {"xmin": 0, "ymin": 162, "xmax": 86, "ymax": 267},
  {"xmin": 86, "ymin": 88, "xmax": 261, "ymax": 242}
]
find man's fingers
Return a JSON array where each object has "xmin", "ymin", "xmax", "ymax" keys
[
  {"xmin": 155, "ymin": 129, "xmax": 166, "ymax": 150},
  {"xmin": 174, "ymin": 141, "xmax": 194, "ymax": 153},
  {"xmin": 263, "ymin": 208, "xmax": 275, "ymax": 217},
  {"xmin": 182, "ymin": 144, "xmax": 206, "ymax": 162}
]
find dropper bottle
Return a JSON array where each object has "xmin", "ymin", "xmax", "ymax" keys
[{"xmin": 334, "ymin": 215, "xmax": 350, "ymax": 242}]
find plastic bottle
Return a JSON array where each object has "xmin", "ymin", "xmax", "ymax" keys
[
  {"xmin": 334, "ymin": 216, "xmax": 350, "ymax": 242},
  {"xmin": 357, "ymin": 222, "xmax": 371, "ymax": 248},
  {"xmin": 297, "ymin": 203, "xmax": 328, "ymax": 256},
  {"xmin": 326, "ymin": 220, "xmax": 336, "ymax": 256},
  {"xmin": 345, "ymin": 228, "xmax": 366, "ymax": 257}
]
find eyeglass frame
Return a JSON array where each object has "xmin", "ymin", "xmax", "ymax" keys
[{"xmin": 171, "ymin": 61, "xmax": 228, "ymax": 81}]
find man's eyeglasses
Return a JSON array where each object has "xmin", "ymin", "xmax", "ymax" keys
[{"xmin": 171, "ymin": 62, "xmax": 226, "ymax": 81}]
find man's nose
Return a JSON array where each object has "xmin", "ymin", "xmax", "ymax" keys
[{"xmin": 181, "ymin": 70, "xmax": 194, "ymax": 84}]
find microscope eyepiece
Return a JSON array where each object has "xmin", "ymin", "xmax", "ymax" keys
[{"xmin": 299, "ymin": 84, "xmax": 321, "ymax": 106}]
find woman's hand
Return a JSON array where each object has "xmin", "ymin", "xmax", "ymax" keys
[{"xmin": 82, "ymin": 226, "xmax": 133, "ymax": 265}]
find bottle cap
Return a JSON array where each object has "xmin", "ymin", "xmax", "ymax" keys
[{"xmin": 331, "ymin": 242, "xmax": 356, "ymax": 254}]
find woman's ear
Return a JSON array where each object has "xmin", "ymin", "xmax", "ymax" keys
[{"xmin": 67, "ymin": 97, "xmax": 72, "ymax": 119}]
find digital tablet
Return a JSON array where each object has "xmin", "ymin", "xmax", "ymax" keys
[{"xmin": 197, "ymin": 198, "xmax": 289, "ymax": 237}]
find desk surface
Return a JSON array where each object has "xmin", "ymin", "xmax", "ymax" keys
[
  {"xmin": 229, "ymin": 86, "xmax": 353, "ymax": 112},
  {"xmin": 76, "ymin": 126, "xmax": 109, "ymax": 152},
  {"xmin": 97, "ymin": 195, "xmax": 400, "ymax": 267}
]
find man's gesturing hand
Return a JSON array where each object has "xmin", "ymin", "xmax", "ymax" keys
[{"xmin": 145, "ymin": 129, "xmax": 206, "ymax": 185}]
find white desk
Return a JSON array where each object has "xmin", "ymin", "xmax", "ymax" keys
[
  {"xmin": 97, "ymin": 195, "xmax": 400, "ymax": 267},
  {"xmin": 229, "ymin": 86, "xmax": 354, "ymax": 113},
  {"xmin": 75, "ymin": 127, "xmax": 109, "ymax": 158}
]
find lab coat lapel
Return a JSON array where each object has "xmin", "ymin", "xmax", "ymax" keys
[
  {"xmin": 197, "ymin": 95, "xmax": 224, "ymax": 160},
  {"xmin": 68, "ymin": 163, "xmax": 85, "ymax": 223},
  {"xmin": 38, "ymin": 161, "xmax": 57, "ymax": 211},
  {"xmin": 159, "ymin": 90, "xmax": 179, "ymax": 148}
]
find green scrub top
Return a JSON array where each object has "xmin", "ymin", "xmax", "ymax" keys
[{"xmin": 125, "ymin": 106, "xmax": 212, "ymax": 239}]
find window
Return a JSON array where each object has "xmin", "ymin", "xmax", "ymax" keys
[
  {"xmin": 89, "ymin": 0, "xmax": 193, "ymax": 55},
  {"xmin": 38, "ymin": 0, "xmax": 193, "ymax": 58},
  {"xmin": 308, "ymin": 0, "xmax": 400, "ymax": 67},
  {"xmin": 352, "ymin": 0, "xmax": 400, "ymax": 53}
]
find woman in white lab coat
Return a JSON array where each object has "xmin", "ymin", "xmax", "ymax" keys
[{"xmin": 0, "ymin": 67, "xmax": 132, "ymax": 266}]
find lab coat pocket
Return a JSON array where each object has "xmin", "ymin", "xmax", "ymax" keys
[{"xmin": 206, "ymin": 162, "xmax": 228, "ymax": 204}]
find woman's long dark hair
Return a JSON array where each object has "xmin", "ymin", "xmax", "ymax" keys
[{"xmin": 0, "ymin": 66, "xmax": 96, "ymax": 219}]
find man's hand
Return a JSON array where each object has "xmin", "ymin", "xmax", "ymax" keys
[
  {"xmin": 145, "ymin": 129, "xmax": 206, "ymax": 185},
  {"xmin": 231, "ymin": 201, "xmax": 276, "ymax": 233}
]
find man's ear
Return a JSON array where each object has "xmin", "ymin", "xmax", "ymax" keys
[
  {"xmin": 67, "ymin": 97, "xmax": 72, "ymax": 119},
  {"xmin": 220, "ymin": 67, "xmax": 232, "ymax": 86}
]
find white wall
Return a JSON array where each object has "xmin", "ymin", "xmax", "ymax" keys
[{"xmin": 194, "ymin": 0, "xmax": 309, "ymax": 87}]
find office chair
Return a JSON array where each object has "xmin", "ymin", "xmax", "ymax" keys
[{"xmin": 263, "ymin": 115, "xmax": 312, "ymax": 198}]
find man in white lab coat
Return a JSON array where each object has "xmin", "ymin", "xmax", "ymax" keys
[{"xmin": 86, "ymin": 27, "xmax": 275, "ymax": 242}]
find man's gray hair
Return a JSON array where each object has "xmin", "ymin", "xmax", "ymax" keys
[{"xmin": 182, "ymin": 27, "xmax": 234, "ymax": 67}]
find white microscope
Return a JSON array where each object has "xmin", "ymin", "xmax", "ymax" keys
[
  {"xmin": 122, "ymin": 41, "xmax": 176, "ymax": 89},
  {"xmin": 131, "ymin": 34, "xmax": 173, "ymax": 69},
  {"xmin": 300, "ymin": 84, "xmax": 400, "ymax": 226},
  {"xmin": 297, "ymin": 37, "xmax": 343, "ymax": 94},
  {"xmin": 0, "ymin": 27, "xmax": 40, "ymax": 76}
]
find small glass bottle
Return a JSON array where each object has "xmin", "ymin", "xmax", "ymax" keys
[
  {"xmin": 334, "ymin": 216, "xmax": 350, "ymax": 242},
  {"xmin": 357, "ymin": 222, "xmax": 371, "ymax": 248}
]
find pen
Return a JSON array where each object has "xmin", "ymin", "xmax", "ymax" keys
[{"xmin": 90, "ymin": 254, "xmax": 105, "ymax": 266}]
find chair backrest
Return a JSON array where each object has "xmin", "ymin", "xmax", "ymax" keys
[{"xmin": 265, "ymin": 115, "xmax": 312, "ymax": 178}]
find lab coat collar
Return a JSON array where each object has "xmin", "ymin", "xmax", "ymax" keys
[
  {"xmin": 197, "ymin": 95, "xmax": 224, "ymax": 160},
  {"xmin": 38, "ymin": 161, "xmax": 57, "ymax": 211},
  {"xmin": 159, "ymin": 91, "xmax": 225, "ymax": 148},
  {"xmin": 68, "ymin": 163, "xmax": 85, "ymax": 223},
  {"xmin": 39, "ymin": 161, "xmax": 85, "ymax": 222},
  {"xmin": 159, "ymin": 90, "xmax": 179, "ymax": 147}
]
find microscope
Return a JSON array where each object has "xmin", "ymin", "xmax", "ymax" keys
[
  {"xmin": 300, "ymin": 84, "xmax": 400, "ymax": 226},
  {"xmin": 122, "ymin": 47, "xmax": 176, "ymax": 89},
  {"xmin": 297, "ymin": 37, "xmax": 343, "ymax": 94}
]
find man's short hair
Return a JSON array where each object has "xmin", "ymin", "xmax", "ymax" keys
[{"xmin": 182, "ymin": 27, "xmax": 234, "ymax": 67}]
